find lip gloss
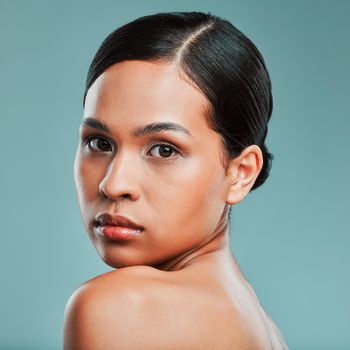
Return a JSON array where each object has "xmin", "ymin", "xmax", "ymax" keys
[{"xmin": 96, "ymin": 225, "xmax": 143, "ymax": 240}]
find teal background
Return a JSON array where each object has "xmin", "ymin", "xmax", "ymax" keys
[{"xmin": 1, "ymin": 1, "xmax": 349, "ymax": 349}]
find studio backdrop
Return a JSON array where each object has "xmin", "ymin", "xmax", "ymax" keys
[{"xmin": 0, "ymin": 1, "xmax": 349, "ymax": 349}]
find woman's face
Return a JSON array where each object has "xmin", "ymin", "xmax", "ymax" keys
[{"xmin": 74, "ymin": 60, "xmax": 231, "ymax": 269}]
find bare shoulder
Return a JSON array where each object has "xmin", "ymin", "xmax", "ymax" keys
[{"xmin": 63, "ymin": 266, "xmax": 257, "ymax": 350}]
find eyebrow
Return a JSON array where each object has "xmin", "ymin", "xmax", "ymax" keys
[{"xmin": 80, "ymin": 117, "xmax": 193, "ymax": 138}]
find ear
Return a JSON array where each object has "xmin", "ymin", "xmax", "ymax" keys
[{"xmin": 225, "ymin": 145, "xmax": 263, "ymax": 205}]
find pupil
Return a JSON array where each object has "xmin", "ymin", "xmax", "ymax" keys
[
  {"xmin": 159, "ymin": 145, "xmax": 173, "ymax": 157},
  {"xmin": 97, "ymin": 139, "xmax": 110, "ymax": 151}
]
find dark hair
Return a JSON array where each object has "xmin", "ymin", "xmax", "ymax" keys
[{"xmin": 83, "ymin": 11, "xmax": 273, "ymax": 191}]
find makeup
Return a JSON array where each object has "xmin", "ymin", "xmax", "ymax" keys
[
  {"xmin": 94, "ymin": 213, "xmax": 144, "ymax": 241},
  {"xmin": 95, "ymin": 225, "xmax": 143, "ymax": 240}
]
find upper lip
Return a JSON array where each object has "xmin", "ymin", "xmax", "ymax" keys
[{"xmin": 95, "ymin": 213, "xmax": 144, "ymax": 230}]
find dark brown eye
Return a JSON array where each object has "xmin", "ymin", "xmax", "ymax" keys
[
  {"xmin": 87, "ymin": 137, "xmax": 111, "ymax": 152},
  {"xmin": 148, "ymin": 143, "xmax": 179, "ymax": 159}
]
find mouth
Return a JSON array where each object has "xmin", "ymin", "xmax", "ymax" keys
[{"xmin": 94, "ymin": 213, "xmax": 144, "ymax": 241}]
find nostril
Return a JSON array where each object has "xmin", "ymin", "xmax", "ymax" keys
[
  {"xmin": 99, "ymin": 184, "xmax": 132, "ymax": 200},
  {"xmin": 98, "ymin": 167, "xmax": 140, "ymax": 201},
  {"xmin": 99, "ymin": 184, "xmax": 105, "ymax": 195},
  {"xmin": 99, "ymin": 184, "xmax": 110, "ymax": 199}
]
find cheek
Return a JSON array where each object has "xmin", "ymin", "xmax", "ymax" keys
[
  {"xmin": 74, "ymin": 152, "xmax": 103, "ymax": 203},
  {"xmin": 149, "ymin": 158, "xmax": 225, "ymax": 238}
]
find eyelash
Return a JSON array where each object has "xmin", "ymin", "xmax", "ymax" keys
[{"xmin": 83, "ymin": 135, "xmax": 181, "ymax": 160}]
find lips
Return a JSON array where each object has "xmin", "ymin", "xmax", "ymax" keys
[{"xmin": 95, "ymin": 213, "xmax": 144, "ymax": 230}]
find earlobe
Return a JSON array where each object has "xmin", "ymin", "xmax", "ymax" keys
[{"xmin": 225, "ymin": 145, "xmax": 263, "ymax": 205}]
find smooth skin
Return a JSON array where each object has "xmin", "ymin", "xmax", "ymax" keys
[{"xmin": 64, "ymin": 60, "xmax": 285, "ymax": 349}]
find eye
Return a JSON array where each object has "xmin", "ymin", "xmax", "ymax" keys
[
  {"xmin": 147, "ymin": 143, "xmax": 180, "ymax": 159},
  {"xmin": 85, "ymin": 136, "xmax": 112, "ymax": 153}
]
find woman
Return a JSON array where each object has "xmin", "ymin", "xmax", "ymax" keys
[{"xmin": 63, "ymin": 11, "xmax": 289, "ymax": 349}]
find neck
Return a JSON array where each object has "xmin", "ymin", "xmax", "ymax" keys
[{"xmin": 153, "ymin": 204, "xmax": 235, "ymax": 272}]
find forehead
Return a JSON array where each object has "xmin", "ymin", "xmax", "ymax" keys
[{"xmin": 83, "ymin": 60, "xmax": 213, "ymax": 137}]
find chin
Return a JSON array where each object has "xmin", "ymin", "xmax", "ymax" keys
[{"xmin": 96, "ymin": 247, "xmax": 150, "ymax": 269}]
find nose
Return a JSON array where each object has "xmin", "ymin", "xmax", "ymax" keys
[{"xmin": 99, "ymin": 152, "xmax": 140, "ymax": 201}]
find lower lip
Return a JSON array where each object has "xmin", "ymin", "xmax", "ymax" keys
[{"xmin": 96, "ymin": 225, "xmax": 143, "ymax": 240}]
